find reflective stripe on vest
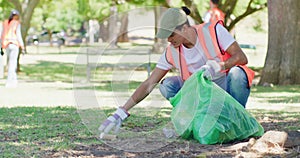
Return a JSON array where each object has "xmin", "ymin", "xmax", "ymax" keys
[
  {"xmin": 166, "ymin": 21, "xmax": 254, "ymax": 87},
  {"xmin": 167, "ymin": 46, "xmax": 191, "ymax": 81},
  {"xmin": 1, "ymin": 20, "xmax": 20, "ymax": 48}
]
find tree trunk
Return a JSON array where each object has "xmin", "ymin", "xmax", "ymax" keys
[
  {"xmin": 152, "ymin": 7, "xmax": 168, "ymax": 53},
  {"xmin": 108, "ymin": 3, "xmax": 118, "ymax": 48},
  {"xmin": 117, "ymin": 12, "xmax": 129, "ymax": 42},
  {"xmin": 154, "ymin": 6, "xmax": 160, "ymax": 44},
  {"xmin": 10, "ymin": 0, "xmax": 40, "ymax": 72},
  {"xmin": 259, "ymin": 0, "xmax": 300, "ymax": 85},
  {"xmin": 99, "ymin": 21, "xmax": 109, "ymax": 42},
  {"xmin": 48, "ymin": 29, "xmax": 53, "ymax": 47}
]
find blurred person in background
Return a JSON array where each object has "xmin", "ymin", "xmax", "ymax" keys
[
  {"xmin": 203, "ymin": 0, "xmax": 225, "ymax": 23},
  {"xmin": 0, "ymin": 9, "xmax": 26, "ymax": 88}
]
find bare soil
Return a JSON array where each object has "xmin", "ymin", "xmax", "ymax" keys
[{"xmin": 46, "ymin": 111, "xmax": 300, "ymax": 158}]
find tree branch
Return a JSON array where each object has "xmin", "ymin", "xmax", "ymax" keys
[
  {"xmin": 221, "ymin": 0, "xmax": 238, "ymax": 18},
  {"xmin": 182, "ymin": 0, "xmax": 202, "ymax": 24},
  {"xmin": 8, "ymin": 0, "xmax": 21, "ymax": 11},
  {"xmin": 227, "ymin": 2, "xmax": 267, "ymax": 31},
  {"xmin": 21, "ymin": 0, "xmax": 40, "ymax": 39},
  {"xmin": 246, "ymin": 0, "xmax": 255, "ymax": 13}
]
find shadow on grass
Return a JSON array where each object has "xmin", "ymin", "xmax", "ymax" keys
[
  {"xmin": 29, "ymin": 51, "xmax": 79, "ymax": 55},
  {"xmin": 265, "ymin": 96, "xmax": 300, "ymax": 104},
  {"xmin": 92, "ymin": 62, "xmax": 156, "ymax": 71},
  {"xmin": 0, "ymin": 107, "xmax": 93, "ymax": 157},
  {"xmin": 71, "ymin": 80, "xmax": 142, "ymax": 91},
  {"xmin": 0, "ymin": 107, "xmax": 298, "ymax": 157},
  {"xmin": 0, "ymin": 106, "xmax": 171, "ymax": 156},
  {"xmin": 19, "ymin": 60, "xmax": 155, "ymax": 83},
  {"xmin": 20, "ymin": 61, "xmax": 77, "ymax": 82},
  {"xmin": 251, "ymin": 85, "xmax": 300, "ymax": 104},
  {"xmin": 251, "ymin": 85, "xmax": 300, "ymax": 93},
  {"xmin": 249, "ymin": 109, "xmax": 300, "ymax": 131}
]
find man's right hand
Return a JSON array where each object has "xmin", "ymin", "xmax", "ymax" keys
[
  {"xmin": 98, "ymin": 107, "xmax": 130, "ymax": 134},
  {"xmin": 199, "ymin": 60, "xmax": 222, "ymax": 80}
]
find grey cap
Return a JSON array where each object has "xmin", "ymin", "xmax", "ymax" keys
[
  {"xmin": 156, "ymin": 8, "xmax": 187, "ymax": 39},
  {"xmin": 10, "ymin": 9, "xmax": 20, "ymax": 16}
]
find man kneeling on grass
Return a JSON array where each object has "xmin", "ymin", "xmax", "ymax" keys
[{"xmin": 99, "ymin": 7, "xmax": 262, "ymax": 144}]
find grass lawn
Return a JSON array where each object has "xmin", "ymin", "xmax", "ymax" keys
[
  {"xmin": 7, "ymin": 47, "xmax": 298, "ymax": 156},
  {"xmin": 0, "ymin": 106, "xmax": 299, "ymax": 157},
  {"xmin": 20, "ymin": 61, "xmax": 75, "ymax": 82},
  {"xmin": 0, "ymin": 107, "xmax": 95, "ymax": 157}
]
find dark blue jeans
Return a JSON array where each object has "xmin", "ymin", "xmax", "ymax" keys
[{"xmin": 159, "ymin": 66, "xmax": 250, "ymax": 107}]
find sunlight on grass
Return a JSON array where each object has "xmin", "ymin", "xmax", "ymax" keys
[
  {"xmin": 0, "ymin": 107, "xmax": 96, "ymax": 156},
  {"xmin": 251, "ymin": 85, "xmax": 300, "ymax": 104},
  {"xmin": 0, "ymin": 106, "xmax": 299, "ymax": 156},
  {"xmin": 251, "ymin": 85, "xmax": 300, "ymax": 93},
  {"xmin": 20, "ymin": 61, "xmax": 75, "ymax": 82}
]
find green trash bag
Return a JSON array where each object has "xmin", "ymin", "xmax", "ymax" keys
[{"xmin": 170, "ymin": 70, "xmax": 264, "ymax": 144}]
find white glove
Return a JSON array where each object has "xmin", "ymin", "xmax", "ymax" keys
[
  {"xmin": 199, "ymin": 60, "xmax": 221, "ymax": 80},
  {"xmin": 98, "ymin": 107, "xmax": 129, "ymax": 134}
]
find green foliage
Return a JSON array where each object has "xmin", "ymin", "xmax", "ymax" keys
[
  {"xmin": 233, "ymin": 0, "xmax": 267, "ymax": 16},
  {"xmin": 1, "ymin": 0, "xmax": 268, "ymax": 35},
  {"xmin": 77, "ymin": 0, "xmax": 111, "ymax": 21},
  {"xmin": 77, "ymin": 0, "xmax": 90, "ymax": 18},
  {"xmin": 30, "ymin": 0, "xmax": 83, "ymax": 34},
  {"xmin": 126, "ymin": 0, "xmax": 165, "ymax": 6},
  {"xmin": 253, "ymin": 18, "xmax": 265, "ymax": 32},
  {"xmin": 194, "ymin": 0, "xmax": 210, "ymax": 15},
  {"xmin": 0, "ymin": 0, "xmax": 14, "ymax": 20},
  {"xmin": 226, "ymin": 0, "xmax": 267, "ymax": 30}
]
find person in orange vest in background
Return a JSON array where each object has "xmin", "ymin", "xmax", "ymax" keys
[
  {"xmin": 98, "ymin": 7, "xmax": 254, "ymax": 134},
  {"xmin": 203, "ymin": 0, "xmax": 225, "ymax": 23},
  {"xmin": 0, "ymin": 9, "xmax": 26, "ymax": 88}
]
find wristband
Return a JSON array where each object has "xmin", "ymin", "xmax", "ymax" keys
[{"xmin": 116, "ymin": 107, "xmax": 129, "ymax": 120}]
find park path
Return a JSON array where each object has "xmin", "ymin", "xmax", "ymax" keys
[
  {"xmin": 1, "ymin": 77, "xmax": 299, "ymax": 112},
  {"xmin": 0, "ymin": 45, "xmax": 299, "ymax": 112},
  {"xmin": 0, "ymin": 45, "xmax": 169, "ymax": 109}
]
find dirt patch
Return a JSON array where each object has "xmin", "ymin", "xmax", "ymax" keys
[
  {"xmin": 47, "ymin": 140, "xmax": 299, "ymax": 158},
  {"xmin": 46, "ymin": 112, "xmax": 300, "ymax": 158}
]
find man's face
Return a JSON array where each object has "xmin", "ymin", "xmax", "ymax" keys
[{"xmin": 167, "ymin": 29, "xmax": 185, "ymax": 48}]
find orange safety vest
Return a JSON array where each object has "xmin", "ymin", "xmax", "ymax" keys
[
  {"xmin": 165, "ymin": 21, "xmax": 255, "ymax": 88},
  {"xmin": 1, "ymin": 19, "xmax": 20, "ymax": 48},
  {"xmin": 208, "ymin": 8, "xmax": 225, "ymax": 24}
]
